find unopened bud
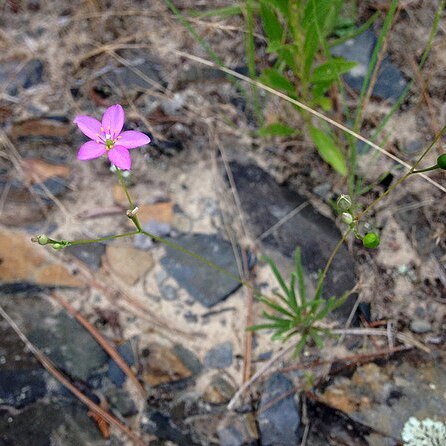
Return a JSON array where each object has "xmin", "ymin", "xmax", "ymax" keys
[
  {"xmin": 126, "ymin": 206, "xmax": 139, "ymax": 218},
  {"xmin": 337, "ymin": 194, "xmax": 352, "ymax": 211},
  {"xmin": 37, "ymin": 234, "xmax": 49, "ymax": 245},
  {"xmin": 362, "ymin": 232, "xmax": 380, "ymax": 249},
  {"xmin": 437, "ymin": 153, "xmax": 446, "ymax": 170},
  {"xmin": 341, "ymin": 212, "xmax": 353, "ymax": 225},
  {"xmin": 52, "ymin": 243, "xmax": 63, "ymax": 250}
]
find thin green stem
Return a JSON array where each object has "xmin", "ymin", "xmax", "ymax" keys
[
  {"xmin": 409, "ymin": 165, "xmax": 439, "ymax": 175},
  {"xmin": 115, "ymin": 169, "xmax": 142, "ymax": 232},
  {"xmin": 314, "ymin": 227, "xmax": 352, "ymax": 299},
  {"xmin": 140, "ymin": 230, "xmax": 242, "ymax": 283},
  {"xmin": 66, "ymin": 231, "xmax": 140, "ymax": 247},
  {"xmin": 116, "ymin": 169, "xmax": 135, "ymax": 209},
  {"xmin": 245, "ymin": 0, "xmax": 262, "ymax": 122},
  {"xmin": 357, "ymin": 124, "xmax": 446, "ymax": 222}
]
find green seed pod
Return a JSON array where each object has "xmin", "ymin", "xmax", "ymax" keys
[
  {"xmin": 337, "ymin": 194, "xmax": 352, "ymax": 211},
  {"xmin": 362, "ymin": 232, "xmax": 380, "ymax": 249},
  {"xmin": 37, "ymin": 234, "xmax": 49, "ymax": 245},
  {"xmin": 52, "ymin": 243, "xmax": 63, "ymax": 250},
  {"xmin": 341, "ymin": 212, "xmax": 353, "ymax": 225},
  {"xmin": 437, "ymin": 153, "xmax": 446, "ymax": 170}
]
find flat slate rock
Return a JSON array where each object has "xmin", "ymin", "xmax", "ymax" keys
[
  {"xmin": 204, "ymin": 342, "xmax": 233, "ymax": 369},
  {"xmin": 258, "ymin": 373, "xmax": 301, "ymax": 446},
  {"xmin": 227, "ymin": 162, "xmax": 356, "ymax": 319},
  {"xmin": 0, "ymin": 293, "xmax": 108, "ymax": 382},
  {"xmin": 331, "ymin": 29, "xmax": 407, "ymax": 103},
  {"xmin": 160, "ymin": 233, "xmax": 248, "ymax": 307},
  {"xmin": 0, "ymin": 399, "xmax": 106, "ymax": 446}
]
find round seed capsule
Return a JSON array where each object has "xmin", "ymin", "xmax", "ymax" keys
[
  {"xmin": 362, "ymin": 232, "xmax": 380, "ymax": 249},
  {"xmin": 437, "ymin": 153, "xmax": 446, "ymax": 170},
  {"xmin": 337, "ymin": 194, "xmax": 352, "ymax": 211}
]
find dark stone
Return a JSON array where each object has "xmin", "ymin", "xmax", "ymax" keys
[
  {"xmin": 203, "ymin": 375, "xmax": 236, "ymax": 405},
  {"xmin": 160, "ymin": 233, "xmax": 248, "ymax": 307},
  {"xmin": 28, "ymin": 311, "xmax": 108, "ymax": 382},
  {"xmin": 0, "ymin": 369, "xmax": 47, "ymax": 408},
  {"xmin": 134, "ymin": 221, "xmax": 170, "ymax": 249},
  {"xmin": 183, "ymin": 311, "xmax": 198, "ymax": 323},
  {"xmin": 142, "ymin": 408, "xmax": 200, "ymax": 446},
  {"xmin": 0, "ymin": 399, "xmax": 105, "ymax": 446},
  {"xmin": 149, "ymin": 137, "xmax": 184, "ymax": 158},
  {"xmin": 227, "ymin": 162, "xmax": 356, "ymax": 319},
  {"xmin": 101, "ymin": 58, "xmax": 166, "ymax": 93},
  {"xmin": 159, "ymin": 284, "xmax": 178, "ymax": 301},
  {"xmin": 21, "ymin": 60, "xmax": 44, "ymax": 89},
  {"xmin": 204, "ymin": 342, "xmax": 233, "ymax": 369},
  {"xmin": 172, "ymin": 344, "xmax": 202, "ymax": 376},
  {"xmin": 1, "ymin": 59, "xmax": 45, "ymax": 96},
  {"xmin": 31, "ymin": 177, "xmax": 68, "ymax": 202},
  {"xmin": 106, "ymin": 387, "xmax": 137, "ymax": 417},
  {"xmin": 331, "ymin": 29, "xmax": 406, "ymax": 103},
  {"xmin": 257, "ymin": 373, "xmax": 300, "ymax": 446},
  {"xmin": 218, "ymin": 413, "xmax": 259, "ymax": 446},
  {"xmin": 65, "ymin": 243, "xmax": 106, "ymax": 271},
  {"xmin": 108, "ymin": 342, "xmax": 135, "ymax": 387}
]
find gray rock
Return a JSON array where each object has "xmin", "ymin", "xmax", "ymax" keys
[
  {"xmin": 331, "ymin": 29, "xmax": 407, "ymax": 103},
  {"xmin": 108, "ymin": 342, "xmax": 135, "ymax": 387},
  {"xmin": 142, "ymin": 407, "xmax": 200, "ymax": 446},
  {"xmin": 159, "ymin": 284, "xmax": 178, "ymax": 301},
  {"xmin": 160, "ymin": 233, "xmax": 249, "ymax": 307},
  {"xmin": 101, "ymin": 57, "xmax": 165, "ymax": 94},
  {"xmin": 203, "ymin": 375, "xmax": 235, "ymax": 404},
  {"xmin": 134, "ymin": 220, "xmax": 171, "ymax": 249},
  {"xmin": 0, "ymin": 294, "xmax": 108, "ymax": 383},
  {"xmin": 65, "ymin": 243, "xmax": 105, "ymax": 271},
  {"xmin": 32, "ymin": 177, "xmax": 68, "ymax": 202},
  {"xmin": 218, "ymin": 413, "xmax": 259, "ymax": 446},
  {"xmin": 106, "ymin": 387, "xmax": 137, "ymax": 417},
  {"xmin": 0, "ymin": 369, "xmax": 48, "ymax": 408},
  {"xmin": 257, "ymin": 373, "xmax": 301, "ymax": 446},
  {"xmin": 172, "ymin": 344, "xmax": 202, "ymax": 376},
  {"xmin": 28, "ymin": 311, "xmax": 108, "ymax": 382},
  {"xmin": 0, "ymin": 399, "xmax": 105, "ymax": 446},
  {"xmin": 227, "ymin": 162, "xmax": 356, "ymax": 320},
  {"xmin": 409, "ymin": 319, "xmax": 432, "ymax": 334},
  {"xmin": 204, "ymin": 342, "xmax": 233, "ymax": 369},
  {"xmin": 1, "ymin": 59, "xmax": 45, "ymax": 96}
]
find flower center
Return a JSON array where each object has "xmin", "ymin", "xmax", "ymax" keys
[{"xmin": 105, "ymin": 139, "xmax": 115, "ymax": 150}]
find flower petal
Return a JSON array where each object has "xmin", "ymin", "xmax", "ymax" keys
[
  {"xmin": 108, "ymin": 145, "xmax": 131, "ymax": 170},
  {"xmin": 102, "ymin": 104, "xmax": 125, "ymax": 138},
  {"xmin": 77, "ymin": 141, "xmax": 107, "ymax": 160},
  {"xmin": 74, "ymin": 116, "xmax": 102, "ymax": 140},
  {"xmin": 116, "ymin": 131, "xmax": 151, "ymax": 149}
]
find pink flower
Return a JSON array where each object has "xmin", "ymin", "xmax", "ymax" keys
[{"xmin": 74, "ymin": 104, "xmax": 151, "ymax": 170}]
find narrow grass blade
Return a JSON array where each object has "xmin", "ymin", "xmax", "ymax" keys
[
  {"xmin": 294, "ymin": 248, "xmax": 306, "ymax": 306},
  {"xmin": 263, "ymin": 255, "xmax": 290, "ymax": 297}
]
